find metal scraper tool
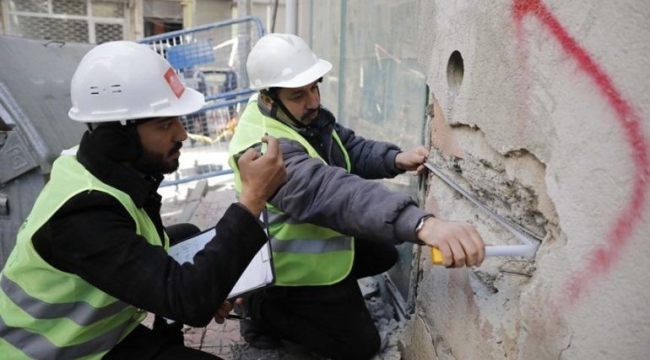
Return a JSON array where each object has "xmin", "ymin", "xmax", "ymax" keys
[{"xmin": 423, "ymin": 161, "xmax": 543, "ymax": 265}]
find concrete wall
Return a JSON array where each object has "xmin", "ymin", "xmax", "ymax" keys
[{"xmin": 402, "ymin": 0, "xmax": 650, "ymax": 359}]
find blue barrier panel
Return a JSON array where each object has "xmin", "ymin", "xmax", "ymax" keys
[
  {"xmin": 140, "ymin": 17, "xmax": 265, "ymax": 185},
  {"xmin": 166, "ymin": 41, "xmax": 215, "ymax": 69}
]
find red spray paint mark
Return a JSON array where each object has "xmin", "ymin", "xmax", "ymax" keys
[{"xmin": 513, "ymin": 0, "xmax": 650, "ymax": 307}]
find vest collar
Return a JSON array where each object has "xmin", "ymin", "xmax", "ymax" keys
[{"xmin": 257, "ymin": 101, "xmax": 336, "ymax": 133}]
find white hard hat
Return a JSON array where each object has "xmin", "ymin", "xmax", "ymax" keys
[
  {"xmin": 247, "ymin": 33, "xmax": 332, "ymax": 90},
  {"xmin": 68, "ymin": 41, "xmax": 205, "ymax": 123}
]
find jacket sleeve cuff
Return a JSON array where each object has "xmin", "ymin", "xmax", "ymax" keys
[
  {"xmin": 232, "ymin": 202, "xmax": 265, "ymax": 225},
  {"xmin": 388, "ymin": 149, "xmax": 406, "ymax": 175},
  {"xmin": 394, "ymin": 205, "xmax": 431, "ymax": 244}
]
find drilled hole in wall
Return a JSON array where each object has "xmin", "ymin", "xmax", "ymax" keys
[{"xmin": 447, "ymin": 50, "xmax": 464, "ymax": 93}]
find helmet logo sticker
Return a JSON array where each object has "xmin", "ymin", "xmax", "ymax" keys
[{"xmin": 164, "ymin": 67, "xmax": 185, "ymax": 99}]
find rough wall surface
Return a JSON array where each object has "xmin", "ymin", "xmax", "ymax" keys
[{"xmin": 408, "ymin": 0, "xmax": 650, "ymax": 359}]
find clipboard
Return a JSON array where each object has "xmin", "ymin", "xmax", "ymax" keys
[{"xmin": 167, "ymin": 211, "xmax": 275, "ymax": 300}]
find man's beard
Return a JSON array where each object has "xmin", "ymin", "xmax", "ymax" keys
[
  {"xmin": 132, "ymin": 142, "xmax": 182, "ymax": 175},
  {"xmin": 300, "ymin": 108, "xmax": 319, "ymax": 124}
]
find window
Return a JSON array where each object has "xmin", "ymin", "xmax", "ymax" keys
[
  {"xmin": 309, "ymin": 0, "xmax": 428, "ymax": 317},
  {"xmin": 4, "ymin": 0, "xmax": 126, "ymax": 43}
]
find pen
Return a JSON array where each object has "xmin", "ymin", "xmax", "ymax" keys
[{"xmin": 225, "ymin": 314, "xmax": 251, "ymax": 321}]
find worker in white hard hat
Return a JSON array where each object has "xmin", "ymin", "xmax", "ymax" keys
[
  {"xmin": 0, "ymin": 41, "xmax": 285, "ymax": 360},
  {"xmin": 228, "ymin": 33, "xmax": 485, "ymax": 360}
]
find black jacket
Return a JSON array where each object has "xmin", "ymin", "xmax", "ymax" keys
[{"xmin": 32, "ymin": 131, "xmax": 266, "ymax": 327}]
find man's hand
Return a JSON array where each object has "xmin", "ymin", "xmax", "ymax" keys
[
  {"xmin": 417, "ymin": 217, "xmax": 485, "ymax": 267},
  {"xmin": 213, "ymin": 300, "xmax": 235, "ymax": 324},
  {"xmin": 395, "ymin": 146, "xmax": 429, "ymax": 175},
  {"xmin": 238, "ymin": 136, "xmax": 286, "ymax": 216}
]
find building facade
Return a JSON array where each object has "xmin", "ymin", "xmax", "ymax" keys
[
  {"xmin": 298, "ymin": 1, "xmax": 650, "ymax": 359},
  {"xmin": 0, "ymin": 0, "xmax": 283, "ymax": 43}
]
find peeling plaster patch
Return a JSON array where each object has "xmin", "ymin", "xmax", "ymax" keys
[
  {"xmin": 429, "ymin": 96, "xmax": 465, "ymax": 159},
  {"xmin": 471, "ymin": 269, "xmax": 498, "ymax": 294},
  {"xmin": 422, "ymin": 116, "xmax": 563, "ymax": 360},
  {"xmin": 498, "ymin": 259, "xmax": 536, "ymax": 278},
  {"xmin": 458, "ymin": 155, "xmax": 547, "ymax": 238},
  {"xmin": 503, "ymin": 150, "xmax": 558, "ymax": 231},
  {"xmin": 429, "ymin": 123, "xmax": 554, "ymax": 239}
]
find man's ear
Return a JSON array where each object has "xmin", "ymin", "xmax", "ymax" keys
[{"xmin": 259, "ymin": 93, "xmax": 274, "ymax": 107}]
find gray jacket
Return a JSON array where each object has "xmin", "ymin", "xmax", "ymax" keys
[{"xmin": 261, "ymin": 106, "xmax": 429, "ymax": 245}]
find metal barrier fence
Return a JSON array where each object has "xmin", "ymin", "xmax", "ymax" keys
[
  {"xmin": 139, "ymin": 16, "xmax": 264, "ymax": 144},
  {"xmin": 139, "ymin": 17, "xmax": 265, "ymax": 187}
]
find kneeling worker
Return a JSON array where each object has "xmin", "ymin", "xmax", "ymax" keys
[{"xmin": 229, "ymin": 33, "xmax": 485, "ymax": 360}]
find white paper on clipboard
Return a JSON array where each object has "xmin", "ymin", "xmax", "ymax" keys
[
  {"xmin": 228, "ymin": 241, "xmax": 273, "ymax": 298},
  {"xmin": 167, "ymin": 227, "xmax": 274, "ymax": 299}
]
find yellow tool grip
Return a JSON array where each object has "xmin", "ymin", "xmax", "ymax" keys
[{"xmin": 430, "ymin": 247, "xmax": 445, "ymax": 265}]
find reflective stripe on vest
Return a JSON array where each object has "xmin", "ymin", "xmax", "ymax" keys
[
  {"xmin": 228, "ymin": 102, "xmax": 354, "ymax": 286},
  {"xmin": 270, "ymin": 237, "xmax": 352, "ymax": 253},
  {"xmin": 0, "ymin": 310, "xmax": 129, "ymax": 360},
  {"xmin": 0, "ymin": 154, "xmax": 161, "ymax": 359},
  {"xmin": 1, "ymin": 276, "xmax": 130, "ymax": 326},
  {"xmin": 266, "ymin": 211, "xmax": 352, "ymax": 253}
]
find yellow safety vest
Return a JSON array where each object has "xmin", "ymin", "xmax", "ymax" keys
[
  {"xmin": 228, "ymin": 102, "xmax": 354, "ymax": 286},
  {"xmin": 0, "ymin": 154, "xmax": 168, "ymax": 359}
]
